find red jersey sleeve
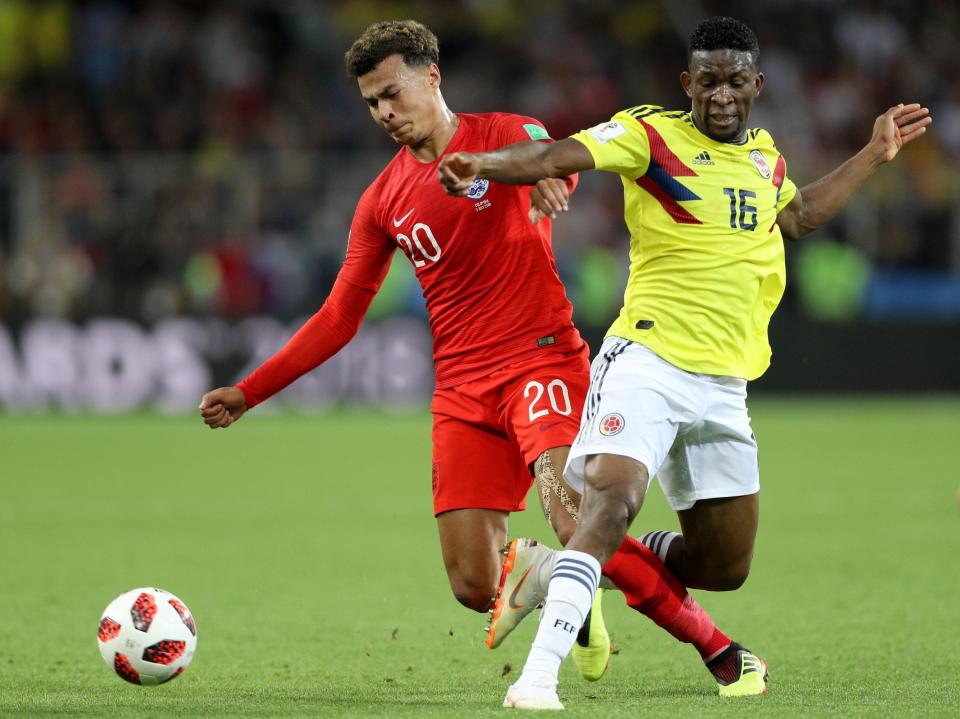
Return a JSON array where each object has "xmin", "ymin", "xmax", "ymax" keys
[
  {"xmin": 237, "ymin": 186, "xmax": 394, "ymax": 409},
  {"xmin": 494, "ymin": 114, "xmax": 579, "ymax": 195}
]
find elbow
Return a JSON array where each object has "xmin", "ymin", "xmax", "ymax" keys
[
  {"xmin": 779, "ymin": 224, "xmax": 801, "ymax": 242},
  {"xmin": 778, "ymin": 215, "xmax": 815, "ymax": 242},
  {"xmin": 790, "ymin": 221, "xmax": 820, "ymax": 241}
]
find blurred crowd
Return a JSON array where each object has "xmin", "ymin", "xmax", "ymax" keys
[{"xmin": 0, "ymin": 0, "xmax": 957, "ymax": 325}]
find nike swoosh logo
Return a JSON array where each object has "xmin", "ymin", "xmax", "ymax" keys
[
  {"xmin": 393, "ymin": 209, "xmax": 414, "ymax": 227},
  {"xmin": 507, "ymin": 567, "xmax": 534, "ymax": 609}
]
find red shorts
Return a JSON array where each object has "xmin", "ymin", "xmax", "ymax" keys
[{"xmin": 431, "ymin": 344, "xmax": 590, "ymax": 516}]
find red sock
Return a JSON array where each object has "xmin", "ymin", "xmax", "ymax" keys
[{"xmin": 602, "ymin": 536, "xmax": 730, "ymax": 660}]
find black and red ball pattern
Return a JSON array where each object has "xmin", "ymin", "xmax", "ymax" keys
[
  {"xmin": 114, "ymin": 652, "xmax": 141, "ymax": 684},
  {"xmin": 168, "ymin": 598, "xmax": 197, "ymax": 636},
  {"xmin": 98, "ymin": 617, "xmax": 121, "ymax": 642},
  {"xmin": 131, "ymin": 592, "xmax": 157, "ymax": 632},
  {"xmin": 142, "ymin": 639, "xmax": 187, "ymax": 665}
]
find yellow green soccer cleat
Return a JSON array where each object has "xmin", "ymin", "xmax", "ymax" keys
[
  {"xmin": 709, "ymin": 642, "xmax": 769, "ymax": 697},
  {"xmin": 570, "ymin": 588, "xmax": 610, "ymax": 681},
  {"xmin": 486, "ymin": 538, "xmax": 552, "ymax": 649}
]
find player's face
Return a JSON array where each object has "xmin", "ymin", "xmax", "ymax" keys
[
  {"xmin": 681, "ymin": 50, "xmax": 763, "ymax": 143},
  {"xmin": 357, "ymin": 54, "xmax": 442, "ymax": 147}
]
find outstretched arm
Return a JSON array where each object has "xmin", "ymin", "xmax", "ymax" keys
[
  {"xmin": 777, "ymin": 103, "xmax": 931, "ymax": 240},
  {"xmin": 198, "ymin": 276, "xmax": 378, "ymax": 428},
  {"xmin": 439, "ymin": 138, "xmax": 595, "ymax": 196},
  {"xmin": 200, "ymin": 189, "xmax": 393, "ymax": 429}
]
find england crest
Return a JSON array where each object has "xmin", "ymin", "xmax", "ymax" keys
[{"xmin": 467, "ymin": 178, "xmax": 490, "ymax": 200}]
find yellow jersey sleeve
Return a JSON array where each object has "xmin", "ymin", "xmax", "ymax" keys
[
  {"xmin": 570, "ymin": 109, "xmax": 652, "ymax": 178},
  {"xmin": 777, "ymin": 173, "xmax": 798, "ymax": 213}
]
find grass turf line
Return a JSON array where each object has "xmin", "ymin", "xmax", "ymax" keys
[{"xmin": 0, "ymin": 397, "xmax": 958, "ymax": 717}]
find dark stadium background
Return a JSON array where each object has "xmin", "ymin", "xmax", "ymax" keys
[{"xmin": 0, "ymin": 0, "xmax": 957, "ymax": 414}]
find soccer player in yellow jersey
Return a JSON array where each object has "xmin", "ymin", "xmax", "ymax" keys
[{"xmin": 439, "ymin": 15, "xmax": 931, "ymax": 710}]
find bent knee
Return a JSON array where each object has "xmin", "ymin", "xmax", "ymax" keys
[
  {"xmin": 691, "ymin": 559, "xmax": 752, "ymax": 591},
  {"xmin": 712, "ymin": 567, "xmax": 750, "ymax": 591},
  {"xmin": 448, "ymin": 573, "xmax": 497, "ymax": 612},
  {"xmin": 584, "ymin": 455, "xmax": 648, "ymax": 492},
  {"xmin": 582, "ymin": 455, "xmax": 648, "ymax": 515}
]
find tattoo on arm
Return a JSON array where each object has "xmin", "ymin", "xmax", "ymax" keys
[{"xmin": 535, "ymin": 452, "xmax": 579, "ymax": 522}]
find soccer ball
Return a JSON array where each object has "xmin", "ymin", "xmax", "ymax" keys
[{"xmin": 97, "ymin": 587, "xmax": 197, "ymax": 685}]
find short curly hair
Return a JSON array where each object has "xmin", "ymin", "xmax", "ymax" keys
[
  {"xmin": 687, "ymin": 16, "xmax": 760, "ymax": 69},
  {"xmin": 344, "ymin": 20, "xmax": 439, "ymax": 78}
]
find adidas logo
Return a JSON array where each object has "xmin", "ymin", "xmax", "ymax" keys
[{"xmin": 692, "ymin": 150, "xmax": 715, "ymax": 165}]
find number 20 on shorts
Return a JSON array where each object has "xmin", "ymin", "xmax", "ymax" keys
[{"xmin": 524, "ymin": 379, "xmax": 572, "ymax": 422}]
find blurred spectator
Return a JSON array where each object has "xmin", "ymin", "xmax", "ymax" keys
[{"xmin": 0, "ymin": 0, "xmax": 956, "ymax": 325}]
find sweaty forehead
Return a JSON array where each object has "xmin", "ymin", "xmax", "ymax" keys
[
  {"xmin": 359, "ymin": 55, "xmax": 414, "ymax": 90},
  {"xmin": 689, "ymin": 49, "xmax": 756, "ymax": 75}
]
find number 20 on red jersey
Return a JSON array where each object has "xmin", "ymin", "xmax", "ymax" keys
[{"xmin": 396, "ymin": 222, "xmax": 442, "ymax": 267}]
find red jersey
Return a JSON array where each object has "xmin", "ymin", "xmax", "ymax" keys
[{"xmin": 238, "ymin": 112, "xmax": 583, "ymax": 407}]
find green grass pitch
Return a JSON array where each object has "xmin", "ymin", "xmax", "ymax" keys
[{"xmin": 1, "ymin": 397, "xmax": 958, "ymax": 718}]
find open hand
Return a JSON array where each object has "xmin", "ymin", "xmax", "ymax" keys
[
  {"xmin": 438, "ymin": 152, "xmax": 481, "ymax": 195},
  {"xmin": 871, "ymin": 103, "xmax": 932, "ymax": 162},
  {"xmin": 199, "ymin": 386, "xmax": 247, "ymax": 429}
]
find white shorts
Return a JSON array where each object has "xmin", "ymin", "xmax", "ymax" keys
[{"xmin": 565, "ymin": 337, "xmax": 759, "ymax": 511}]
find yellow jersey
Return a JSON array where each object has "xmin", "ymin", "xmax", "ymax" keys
[{"xmin": 571, "ymin": 105, "xmax": 797, "ymax": 380}]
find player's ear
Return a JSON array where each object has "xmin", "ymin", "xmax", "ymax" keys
[
  {"xmin": 427, "ymin": 63, "xmax": 441, "ymax": 89},
  {"xmin": 753, "ymin": 72, "xmax": 764, "ymax": 96},
  {"xmin": 680, "ymin": 71, "xmax": 694, "ymax": 98}
]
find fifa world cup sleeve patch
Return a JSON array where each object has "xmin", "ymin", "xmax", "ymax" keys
[
  {"xmin": 586, "ymin": 120, "xmax": 626, "ymax": 144},
  {"xmin": 523, "ymin": 123, "xmax": 551, "ymax": 141}
]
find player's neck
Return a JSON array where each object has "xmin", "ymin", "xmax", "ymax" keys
[{"xmin": 407, "ymin": 104, "xmax": 460, "ymax": 163}]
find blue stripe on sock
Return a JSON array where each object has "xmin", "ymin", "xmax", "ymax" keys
[
  {"xmin": 553, "ymin": 563, "xmax": 599, "ymax": 590},
  {"xmin": 554, "ymin": 559, "xmax": 599, "ymax": 587},
  {"xmin": 551, "ymin": 571, "xmax": 596, "ymax": 597}
]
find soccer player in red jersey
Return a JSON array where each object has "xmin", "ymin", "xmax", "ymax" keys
[{"xmin": 199, "ymin": 20, "xmax": 750, "ymax": 692}]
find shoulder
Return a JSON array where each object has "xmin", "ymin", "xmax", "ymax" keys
[
  {"xmin": 356, "ymin": 156, "xmax": 404, "ymax": 225},
  {"xmin": 621, "ymin": 105, "xmax": 690, "ymax": 123},
  {"xmin": 580, "ymin": 105, "xmax": 690, "ymax": 146},
  {"xmin": 462, "ymin": 112, "xmax": 554, "ymax": 149},
  {"xmin": 476, "ymin": 111, "xmax": 552, "ymax": 141},
  {"xmin": 592, "ymin": 106, "xmax": 691, "ymax": 139},
  {"xmin": 473, "ymin": 111, "xmax": 541, "ymax": 126},
  {"xmin": 370, "ymin": 148, "xmax": 410, "ymax": 188},
  {"xmin": 353, "ymin": 181, "xmax": 383, "ymax": 225},
  {"xmin": 746, "ymin": 127, "xmax": 780, "ymax": 151}
]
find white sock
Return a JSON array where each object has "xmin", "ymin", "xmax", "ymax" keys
[
  {"xmin": 516, "ymin": 550, "xmax": 601, "ymax": 687},
  {"xmin": 640, "ymin": 530, "xmax": 681, "ymax": 564}
]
